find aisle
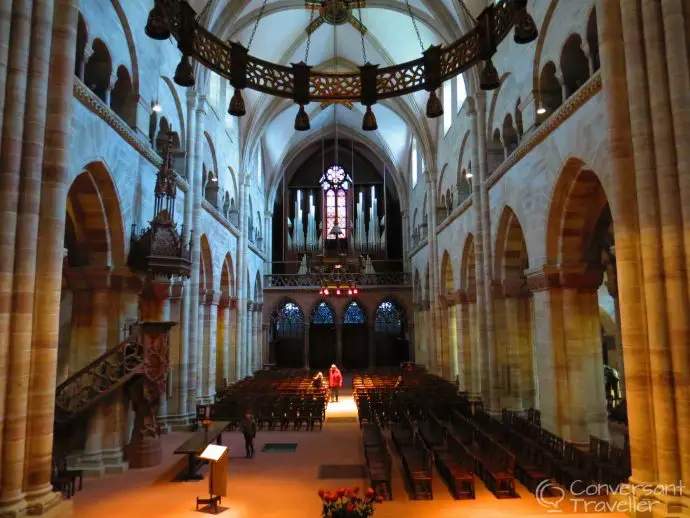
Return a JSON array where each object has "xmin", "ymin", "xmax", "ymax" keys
[{"xmin": 69, "ymin": 376, "xmax": 625, "ymax": 518}]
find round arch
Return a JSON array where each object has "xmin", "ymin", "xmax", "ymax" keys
[{"xmin": 199, "ymin": 234, "xmax": 214, "ymax": 291}]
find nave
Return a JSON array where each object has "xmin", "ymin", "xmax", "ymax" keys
[{"xmin": 66, "ymin": 370, "xmax": 625, "ymax": 518}]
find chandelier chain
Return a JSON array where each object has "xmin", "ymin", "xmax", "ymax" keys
[
  {"xmin": 357, "ymin": 4, "xmax": 367, "ymax": 64},
  {"xmin": 305, "ymin": 4, "xmax": 315, "ymax": 63},
  {"xmin": 404, "ymin": 0, "xmax": 425, "ymax": 52},
  {"xmin": 457, "ymin": 0, "xmax": 477, "ymax": 26},
  {"xmin": 197, "ymin": 0, "xmax": 213, "ymax": 21},
  {"xmin": 247, "ymin": 0, "xmax": 268, "ymax": 51}
]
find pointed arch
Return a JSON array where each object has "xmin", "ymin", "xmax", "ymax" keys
[
  {"xmin": 254, "ymin": 270, "xmax": 263, "ymax": 302},
  {"xmin": 460, "ymin": 233, "xmax": 476, "ymax": 297},
  {"xmin": 199, "ymin": 234, "xmax": 214, "ymax": 291},
  {"xmin": 494, "ymin": 206, "xmax": 530, "ymax": 282},
  {"xmin": 220, "ymin": 253, "xmax": 235, "ymax": 296},
  {"xmin": 342, "ymin": 299, "xmax": 367, "ymax": 324},
  {"xmin": 546, "ymin": 157, "xmax": 609, "ymax": 265},
  {"xmin": 309, "ymin": 299, "xmax": 336, "ymax": 324},
  {"xmin": 440, "ymin": 250, "xmax": 455, "ymax": 296}
]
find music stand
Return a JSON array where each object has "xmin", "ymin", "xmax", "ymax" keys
[{"xmin": 196, "ymin": 444, "xmax": 228, "ymax": 514}]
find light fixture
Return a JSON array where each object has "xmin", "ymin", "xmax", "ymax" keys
[
  {"xmin": 151, "ymin": 0, "xmax": 537, "ymax": 118},
  {"xmin": 353, "ymin": 288, "xmax": 359, "ymax": 295},
  {"xmin": 348, "ymin": 289, "xmax": 353, "ymax": 295},
  {"xmin": 228, "ymin": 89, "xmax": 246, "ymax": 117},
  {"xmin": 426, "ymin": 91, "xmax": 443, "ymax": 119},
  {"xmin": 336, "ymin": 288, "xmax": 341, "ymax": 296},
  {"xmin": 480, "ymin": 59, "xmax": 500, "ymax": 91},
  {"xmin": 152, "ymin": 103, "xmax": 162, "ymax": 113},
  {"xmin": 173, "ymin": 55, "xmax": 194, "ymax": 87},
  {"xmin": 324, "ymin": 288, "xmax": 329, "ymax": 296},
  {"xmin": 362, "ymin": 105, "xmax": 378, "ymax": 131},
  {"xmin": 294, "ymin": 104, "xmax": 310, "ymax": 131},
  {"xmin": 466, "ymin": 170, "xmax": 473, "ymax": 178},
  {"xmin": 537, "ymin": 103, "xmax": 546, "ymax": 115}
]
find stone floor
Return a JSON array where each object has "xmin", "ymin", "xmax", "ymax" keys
[{"xmin": 71, "ymin": 386, "xmax": 626, "ymax": 517}]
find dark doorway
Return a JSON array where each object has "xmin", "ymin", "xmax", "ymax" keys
[
  {"xmin": 374, "ymin": 300, "xmax": 409, "ymax": 367},
  {"xmin": 342, "ymin": 301, "xmax": 368, "ymax": 369},
  {"xmin": 271, "ymin": 301, "xmax": 304, "ymax": 368},
  {"xmin": 309, "ymin": 302, "xmax": 337, "ymax": 369}
]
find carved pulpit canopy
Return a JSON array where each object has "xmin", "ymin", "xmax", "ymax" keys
[{"xmin": 128, "ymin": 133, "xmax": 192, "ymax": 278}]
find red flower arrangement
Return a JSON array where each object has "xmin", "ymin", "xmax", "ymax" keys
[{"xmin": 317, "ymin": 486, "xmax": 383, "ymax": 517}]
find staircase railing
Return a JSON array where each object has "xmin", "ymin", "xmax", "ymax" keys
[{"xmin": 54, "ymin": 328, "xmax": 144, "ymax": 427}]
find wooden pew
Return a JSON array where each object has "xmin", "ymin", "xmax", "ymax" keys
[
  {"xmin": 399, "ymin": 432, "xmax": 434, "ymax": 500},
  {"xmin": 434, "ymin": 432, "xmax": 475, "ymax": 499},
  {"xmin": 364, "ymin": 438, "xmax": 393, "ymax": 501}
]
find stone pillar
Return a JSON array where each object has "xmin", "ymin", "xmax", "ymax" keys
[
  {"xmin": 235, "ymin": 175, "xmax": 250, "ymax": 380},
  {"xmin": 228, "ymin": 298, "xmax": 238, "ymax": 381},
  {"xmin": 197, "ymin": 301, "xmax": 205, "ymax": 397},
  {"xmin": 0, "ymin": 0, "xmax": 33, "ymax": 509},
  {"xmin": 368, "ymin": 322, "xmax": 375, "ymax": 369},
  {"xmin": 264, "ymin": 210, "xmax": 272, "ymax": 274},
  {"xmin": 453, "ymin": 300, "xmax": 464, "ymax": 389},
  {"xmin": 468, "ymin": 98, "xmax": 493, "ymax": 408},
  {"xmin": 303, "ymin": 322, "xmax": 310, "ymax": 369},
  {"xmin": 186, "ymin": 94, "xmax": 206, "ymax": 415},
  {"xmin": 335, "ymin": 321, "xmax": 343, "ymax": 366},
  {"xmin": 401, "ymin": 211, "xmax": 410, "ymax": 272},
  {"xmin": 252, "ymin": 304, "xmax": 261, "ymax": 372},
  {"xmin": 406, "ymin": 320, "xmax": 415, "ymax": 364},
  {"xmin": 179, "ymin": 90, "xmax": 197, "ymax": 421},
  {"xmin": 216, "ymin": 293, "xmax": 230, "ymax": 390},
  {"xmin": 424, "ymin": 173, "xmax": 439, "ymax": 376},
  {"xmin": 22, "ymin": 0, "xmax": 78, "ymax": 513},
  {"xmin": 165, "ymin": 282, "xmax": 185, "ymax": 429},
  {"xmin": 245, "ymin": 301, "xmax": 253, "ymax": 375},
  {"xmin": 200, "ymin": 290, "xmax": 219, "ymax": 403}
]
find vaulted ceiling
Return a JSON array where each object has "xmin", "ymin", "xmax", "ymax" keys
[{"xmin": 188, "ymin": 0, "xmax": 489, "ymax": 194}]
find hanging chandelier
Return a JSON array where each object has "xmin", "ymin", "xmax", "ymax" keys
[{"xmin": 145, "ymin": 0, "xmax": 537, "ymax": 130}]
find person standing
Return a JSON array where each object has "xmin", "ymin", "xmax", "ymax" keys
[
  {"xmin": 239, "ymin": 409, "xmax": 257, "ymax": 458},
  {"xmin": 328, "ymin": 364, "xmax": 343, "ymax": 402}
]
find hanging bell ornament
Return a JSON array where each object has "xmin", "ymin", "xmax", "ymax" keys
[
  {"xmin": 145, "ymin": 3, "xmax": 170, "ymax": 40},
  {"xmin": 514, "ymin": 8, "xmax": 538, "ymax": 44},
  {"xmin": 294, "ymin": 104, "xmax": 310, "ymax": 131},
  {"xmin": 362, "ymin": 106, "xmax": 378, "ymax": 131},
  {"xmin": 174, "ymin": 55, "xmax": 195, "ymax": 87},
  {"xmin": 480, "ymin": 59, "xmax": 500, "ymax": 91},
  {"xmin": 426, "ymin": 91, "xmax": 443, "ymax": 119},
  {"xmin": 228, "ymin": 88, "xmax": 246, "ymax": 117}
]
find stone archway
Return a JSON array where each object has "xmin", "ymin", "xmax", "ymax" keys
[
  {"xmin": 493, "ymin": 206, "xmax": 536, "ymax": 411},
  {"xmin": 198, "ymin": 234, "xmax": 217, "ymax": 400},
  {"xmin": 531, "ymin": 158, "xmax": 613, "ymax": 443},
  {"xmin": 270, "ymin": 299, "xmax": 305, "ymax": 368},
  {"xmin": 217, "ymin": 253, "xmax": 237, "ymax": 386},
  {"xmin": 459, "ymin": 234, "xmax": 480, "ymax": 396},
  {"xmin": 440, "ymin": 251, "xmax": 457, "ymax": 380},
  {"xmin": 309, "ymin": 300, "xmax": 337, "ymax": 370}
]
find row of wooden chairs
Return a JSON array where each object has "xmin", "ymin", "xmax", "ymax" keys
[{"xmin": 361, "ymin": 417, "xmax": 393, "ymax": 500}]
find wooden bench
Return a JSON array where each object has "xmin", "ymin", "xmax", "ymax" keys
[
  {"xmin": 364, "ymin": 442, "xmax": 393, "ymax": 500},
  {"xmin": 174, "ymin": 421, "xmax": 230, "ymax": 480},
  {"xmin": 434, "ymin": 432, "xmax": 475, "ymax": 499},
  {"xmin": 400, "ymin": 433, "xmax": 433, "ymax": 500}
]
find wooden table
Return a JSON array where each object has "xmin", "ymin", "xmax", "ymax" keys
[{"xmin": 174, "ymin": 421, "xmax": 231, "ymax": 480}]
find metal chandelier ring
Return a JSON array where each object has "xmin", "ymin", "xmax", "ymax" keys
[{"xmin": 152, "ymin": 0, "xmax": 537, "ymax": 105}]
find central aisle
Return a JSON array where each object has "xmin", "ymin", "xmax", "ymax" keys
[{"xmin": 71, "ymin": 377, "xmax": 626, "ymax": 517}]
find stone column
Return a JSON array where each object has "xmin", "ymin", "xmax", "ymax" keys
[
  {"xmin": 178, "ymin": 90, "xmax": 197, "ymax": 422},
  {"xmin": 264, "ymin": 210, "xmax": 272, "ymax": 274},
  {"xmin": 303, "ymin": 322, "xmax": 310, "ymax": 369},
  {"xmin": 406, "ymin": 320, "xmax": 415, "ymax": 364},
  {"xmin": 165, "ymin": 281, "xmax": 185, "ymax": 429},
  {"xmin": 245, "ymin": 301, "xmax": 253, "ymax": 375},
  {"xmin": 216, "ymin": 293, "xmax": 230, "ymax": 390},
  {"xmin": 186, "ymin": 95, "xmax": 206, "ymax": 416},
  {"xmin": 23, "ymin": 0, "xmax": 78, "ymax": 513},
  {"xmin": 0, "ymin": 2, "xmax": 33, "ymax": 510},
  {"xmin": 235, "ymin": 175, "xmax": 250, "ymax": 380},
  {"xmin": 469, "ymin": 98, "xmax": 493, "ymax": 407},
  {"xmin": 252, "ymin": 304, "xmax": 261, "ymax": 371},
  {"xmin": 196, "ymin": 300, "xmax": 205, "ymax": 397},
  {"xmin": 200, "ymin": 290, "xmax": 219, "ymax": 403},
  {"xmin": 465, "ymin": 292, "xmax": 481, "ymax": 398},
  {"xmin": 401, "ymin": 211, "xmax": 410, "ymax": 272},
  {"xmin": 262, "ymin": 323, "xmax": 270, "ymax": 366},
  {"xmin": 453, "ymin": 300, "xmax": 464, "ymax": 389},
  {"xmin": 368, "ymin": 322, "xmax": 375, "ymax": 369},
  {"xmin": 335, "ymin": 321, "xmax": 343, "ymax": 366},
  {"xmin": 595, "ymin": 0, "xmax": 656, "ymax": 489},
  {"xmin": 228, "ymin": 298, "xmax": 238, "ymax": 381}
]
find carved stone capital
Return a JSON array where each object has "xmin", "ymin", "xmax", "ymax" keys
[
  {"xmin": 218, "ymin": 293, "xmax": 231, "ymax": 309},
  {"xmin": 526, "ymin": 264, "xmax": 603, "ymax": 292},
  {"xmin": 201, "ymin": 289, "xmax": 221, "ymax": 306},
  {"xmin": 502, "ymin": 277, "xmax": 528, "ymax": 298},
  {"xmin": 525, "ymin": 265, "xmax": 561, "ymax": 292},
  {"xmin": 229, "ymin": 296, "xmax": 238, "ymax": 310}
]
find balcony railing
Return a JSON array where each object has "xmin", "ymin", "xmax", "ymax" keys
[{"xmin": 264, "ymin": 271, "xmax": 411, "ymax": 288}]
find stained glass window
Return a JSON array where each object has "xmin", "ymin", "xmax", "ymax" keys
[
  {"xmin": 320, "ymin": 165, "xmax": 351, "ymax": 240},
  {"xmin": 344, "ymin": 302, "xmax": 365, "ymax": 324},
  {"xmin": 375, "ymin": 300, "xmax": 402, "ymax": 334},
  {"xmin": 276, "ymin": 302, "xmax": 304, "ymax": 337},
  {"xmin": 312, "ymin": 302, "xmax": 334, "ymax": 324}
]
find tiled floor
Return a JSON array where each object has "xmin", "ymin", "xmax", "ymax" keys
[{"xmin": 70, "ymin": 387, "xmax": 626, "ymax": 517}]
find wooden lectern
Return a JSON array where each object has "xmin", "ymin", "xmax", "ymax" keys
[{"xmin": 196, "ymin": 444, "xmax": 228, "ymax": 514}]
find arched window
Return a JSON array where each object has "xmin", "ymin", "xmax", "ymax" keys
[
  {"xmin": 312, "ymin": 302, "xmax": 334, "ymax": 324},
  {"xmin": 375, "ymin": 300, "xmax": 402, "ymax": 334},
  {"xmin": 443, "ymin": 81, "xmax": 452, "ymax": 134},
  {"xmin": 276, "ymin": 302, "xmax": 304, "ymax": 337},
  {"xmin": 456, "ymin": 74, "xmax": 467, "ymax": 113},
  {"xmin": 411, "ymin": 138, "xmax": 418, "ymax": 188},
  {"xmin": 344, "ymin": 302, "xmax": 365, "ymax": 324},
  {"xmin": 319, "ymin": 165, "xmax": 350, "ymax": 240}
]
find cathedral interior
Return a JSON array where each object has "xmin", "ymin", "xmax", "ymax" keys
[{"xmin": 0, "ymin": 0, "xmax": 688, "ymax": 516}]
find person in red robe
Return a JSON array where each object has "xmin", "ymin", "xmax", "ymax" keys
[{"xmin": 328, "ymin": 364, "xmax": 343, "ymax": 402}]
